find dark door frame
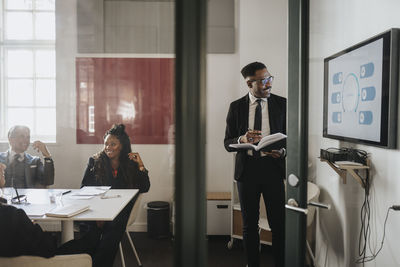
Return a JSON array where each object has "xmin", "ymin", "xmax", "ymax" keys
[
  {"xmin": 174, "ymin": 0, "xmax": 207, "ymax": 266},
  {"xmin": 286, "ymin": 0, "xmax": 310, "ymax": 266}
]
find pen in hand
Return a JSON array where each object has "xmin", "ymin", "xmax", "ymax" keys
[{"xmin": 246, "ymin": 128, "xmax": 262, "ymax": 143}]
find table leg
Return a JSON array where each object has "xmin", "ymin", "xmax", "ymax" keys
[{"xmin": 61, "ymin": 221, "xmax": 74, "ymax": 243}]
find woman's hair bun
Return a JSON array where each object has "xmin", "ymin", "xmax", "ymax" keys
[
  {"xmin": 107, "ymin": 124, "xmax": 125, "ymax": 136},
  {"xmin": 115, "ymin": 124, "xmax": 125, "ymax": 132}
]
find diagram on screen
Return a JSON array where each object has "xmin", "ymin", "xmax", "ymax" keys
[{"xmin": 327, "ymin": 38, "xmax": 383, "ymax": 142}]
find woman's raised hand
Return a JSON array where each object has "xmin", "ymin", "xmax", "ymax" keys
[{"xmin": 128, "ymin": 152, "xmax": 145, "ymax": 171}]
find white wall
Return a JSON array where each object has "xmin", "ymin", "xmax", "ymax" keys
[
  {"xmin": 238, "ymin": 0, "xmax": 288, "ymax": 98},
  {"xmin": 0, "ymin": 0, "xmax": 288, "ymax": 231},
  {"xmin": 309, "ymin": 1, "xmax": 400, "ymax": 266},
  {"xmin": 206, "ymin": 54, "xmax": 239, "ymax": 192},
  {"xmin": 206, "ymin": 0, "xmax": 288, "ymax": 192}
]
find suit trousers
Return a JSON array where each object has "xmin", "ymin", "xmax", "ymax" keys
[
  {"xmin": 79, "ymin": 200, "xmax": 134, "ymax": 267},
  {"xmin": 56, "ymin": 227, "xmax": 102, "ymax": 257},
  {"xmin": 237, "ymin": 156, "xmax": 285, "ymax": 267}
]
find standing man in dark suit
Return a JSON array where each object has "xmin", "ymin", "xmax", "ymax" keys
[
  {"xmin": 224, "ymin": 62, "xmax": 286, "ymax": 267},
  {"xmin": 0, "ymin": 125, "xmax": 54, "ymax": 188}
]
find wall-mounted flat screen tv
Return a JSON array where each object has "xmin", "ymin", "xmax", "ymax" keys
[{"xmin": 323, "ymin": 29, "xmax": 399, "ymax": 148}]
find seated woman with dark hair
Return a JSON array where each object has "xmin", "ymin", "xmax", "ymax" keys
[{"xmin": 81, "ymin": 124, "xmax": 150, "ymax": 267}]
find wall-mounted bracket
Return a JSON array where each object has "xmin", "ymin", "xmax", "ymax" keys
[{"xmin": 320, "ymin": 158, "xmax": 370, "ymax": 188}]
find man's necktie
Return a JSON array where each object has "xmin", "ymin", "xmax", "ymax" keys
[
  {"xmin": 13, "ymin": 154, "xmax": 20, "ymax": 163},
  {"xmin": 253, "ymin": 99, "xmax": 262, "ymax": 157}
]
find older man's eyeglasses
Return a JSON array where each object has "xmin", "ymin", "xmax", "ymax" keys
[{"xmin": 249, "ymin": 76, "xmax": 274, "ymax": 85}]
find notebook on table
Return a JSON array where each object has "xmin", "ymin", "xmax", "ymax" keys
[{"xmin": 46, "ymin": 204, "xmax": 90, "ymax": 218}]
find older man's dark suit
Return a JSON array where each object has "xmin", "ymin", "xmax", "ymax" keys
[
  {"xmin": 0, "ymin": 151, "xmax": 54, "ymax": 188},
  {"xmin": 224, "ymin": 93, "xmax": 286, "ymax": 267}
]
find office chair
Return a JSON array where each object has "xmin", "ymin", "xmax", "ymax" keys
[{"xmin": 119, "ymin": 194, "xmax": 143, "ymax": 267}]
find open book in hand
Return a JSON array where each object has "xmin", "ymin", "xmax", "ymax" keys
[
  {"xmin": 46, "ymin": 204, "xmax": 90, "ymax": 218},
  {"xmin": 229, "ymin": 132, "xmax": 287, "ymax": 151}
]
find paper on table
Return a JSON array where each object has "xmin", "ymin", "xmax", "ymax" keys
[
  {"xmin": 67, "ymin": 195, "xmax": 94, "ymax": 200},
  {"xmin": 18, "ymin": 204, "xmax": 53, "ymax": 217},
  {"xmin": 229, "ymin": 132, "xmax": 286, "ymax": 151},
  {"xmin": 73, "ymin": 186, "xmax": 111, "ymax": 196}
]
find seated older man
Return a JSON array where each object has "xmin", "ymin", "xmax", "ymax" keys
[{"xmin": 0, "ymin": 125, "xmax": 54, "ymax": 188}]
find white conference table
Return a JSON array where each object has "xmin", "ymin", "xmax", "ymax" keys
[{"xmin": 6, "ymin": 188, "xmax": 138, "ymax": 243}]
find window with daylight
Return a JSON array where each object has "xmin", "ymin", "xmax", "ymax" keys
[{"xmin": 0, "ymin": 0, "xmax": 56, "ymax": 142}]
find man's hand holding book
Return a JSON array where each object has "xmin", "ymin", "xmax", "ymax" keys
[
  {"xmin": 239, "ymin": 129, "xmax": 262, "ymax": 144},
  {"xmin": 230, "ymin": 132, "xmax": 287, "ymax": 154}
]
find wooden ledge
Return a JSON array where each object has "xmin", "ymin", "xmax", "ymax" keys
[
  {"xmin": 320, "ymin": 158, "xmax": 369, "ymax": 188},
  {"xmin": 207, "ymin": 192, "xmax": 231, "ymax": 200}
]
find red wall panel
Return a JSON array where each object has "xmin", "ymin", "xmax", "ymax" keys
[{"xmin": 76, "ymin": 58, "xmax": 174, "ymax": 144}]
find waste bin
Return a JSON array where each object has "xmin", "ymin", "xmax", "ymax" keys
[{"xmin": 147, "ymin": 201, "xmax": 170, "ymax": 239}]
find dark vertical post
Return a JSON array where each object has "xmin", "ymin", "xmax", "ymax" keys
[
  {"xmin": 174, "ymin": 0, "xmax": 207, "ymax": 266},
  {"xmin": 286, "ymin": 0, "xmax": 309, "ymax": 266}
]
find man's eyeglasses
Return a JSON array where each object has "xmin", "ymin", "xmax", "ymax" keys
[{"xmin": 249, "ymin": 76, "xmax": 274, "ymax": 85}]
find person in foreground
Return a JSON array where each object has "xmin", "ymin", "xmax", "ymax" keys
[
  {"xmin": 0, "ymin": 125, "xmax": 54, "ymax": 188},
  {"xmin": 0, "ymin": 161, "xmax": 101, "ymax": 260},
  {"xmin": 81, "ymin": 123, "xmax": 150, "ymax": 267},
  {"xmin": 224, "ymin": 62, "xmax": 286, "ymax": 267}
]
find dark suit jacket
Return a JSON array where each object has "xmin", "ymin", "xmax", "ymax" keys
[
  {"xmin": 81, "ymin": 154, "xmax": 150, "ymax": 193},
  {"xmin": 0, "ymin": 151, "xmax": 54, "ymax": 188},
  {"xmin": 0, "ymin": 204, "xmax": 58, "ymax": 258},
  {"xmin": 224, "ymin": 93, "xmax": 287, "ymax": 181},
  {"xmin": 0, "ymin": 204, "xmax": 102, "ymax": 258}
]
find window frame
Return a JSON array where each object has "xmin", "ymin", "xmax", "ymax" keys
[{"xmin": 0, "ymin": 0, "xmax": 56, "ymax": 142}]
